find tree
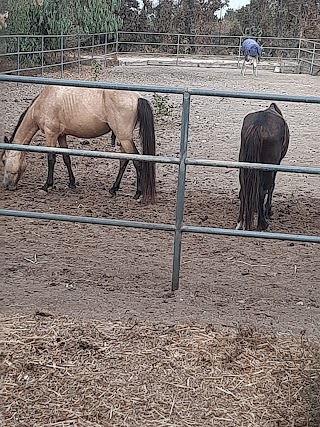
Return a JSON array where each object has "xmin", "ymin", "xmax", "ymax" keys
[{"xmin": 224, "ymin": 0, "xmax": 320, "ymax": 39}]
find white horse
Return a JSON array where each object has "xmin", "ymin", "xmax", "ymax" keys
[{"xmin": 241, "ymin": 38, "xmax": 262, "ymax": 77}]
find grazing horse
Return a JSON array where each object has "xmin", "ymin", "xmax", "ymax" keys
[
  {"xmin": 2, "ymin": 86, "xmax": 156, "ymax": 204},
  {"xmin": 241, "ymin": 38, "xmax": 262, "ymax": 77},
  {"xmin": 236, "ymin": 103, "xmax": 290, "ymax": 231}
]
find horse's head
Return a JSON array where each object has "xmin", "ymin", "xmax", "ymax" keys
[{"xmin": 3, "ymin": 137, "xmax": 27, "ymax": 190}]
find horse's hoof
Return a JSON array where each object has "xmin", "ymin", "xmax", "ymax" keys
[
  {"xmin": 108, "ymin": 190, "xmax": 117, "ymax": 198},
  {"xmin": 267, "ymin": 209, "xmax": 273, "ymax": 218},
  {"xmin": 258, "ymin": 222, "xmax": 268, "ymax": 231},
  {"xmin": 68, "ymin": 183, "xmax": 77, "ymax": 189},
  {"xmin": 133, "ymin": 191, "xmax": 142, "ymax": 200}
]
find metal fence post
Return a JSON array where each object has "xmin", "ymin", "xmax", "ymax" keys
[
  {"xmin": 104, "ymin": 32, "xmax": 107, "ymax": 68},
  {"xmin": 297, "ymin": 37, "xmax": 302, "ymax": 62},
  {"xmin": 91, "ymin": 34, "xmax": 94, "ymax": 61},
  {"xmin": 171, "ymin": 91, "xmax": 191, "ymax": 292},
  {"xmin": 176, "ymin": 34, "xmax": 180, "ymax": 65},
  {"xmin": 60, "ymin": 34, "xmax": 64, "ymax": 78},
  {"xmin": 116, "ymin": 31, "xmax": 119, "ymax": 54},
  {"xmin": 296, "ymin": 37, "xmax": 302, "ymax": 73},
  {"xmin": 17, "ymin": 36, "xmax": 20, "ymax": 76},
  {"xmin": 78, "ymin": 34, "xmax": 81, "ymax": 75},
  {"xmin": 310, "ymin": 42, "xmax": 316, "ymax": 75},
  {"xmin": 237, "ymin": 35, "xmax": 242, "ymax": 68},
  {"xmin": 41, "ymin": 35, "xmax": 44, "ymax": 77}
]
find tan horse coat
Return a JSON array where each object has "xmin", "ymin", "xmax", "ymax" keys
[{"xmin": 3, "ymin": 86, "xmax": 156, "ymax": 203}]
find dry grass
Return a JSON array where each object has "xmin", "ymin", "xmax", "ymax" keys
[{"xmin": 1, "ymin": 314, "xmax": 320, "ymax": 427}]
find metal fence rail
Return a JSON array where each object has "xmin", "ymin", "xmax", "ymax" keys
[{"xmin": 1, "ymin": 74, "xmax": 320, "ymax": 291}]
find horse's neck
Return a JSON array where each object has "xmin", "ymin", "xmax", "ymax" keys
[{"xmin": 13, "ymin": 107, "xmax": 38, "ymax": 145}]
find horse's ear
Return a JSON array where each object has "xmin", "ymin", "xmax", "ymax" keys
[{"xmin": 270, "ymin": 103, "xmax": 282, "ymax": 116}]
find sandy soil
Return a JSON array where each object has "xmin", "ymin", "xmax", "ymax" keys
[{"xmin": 1, "ymin": 65, "xmax": 320, "ymax": 336}]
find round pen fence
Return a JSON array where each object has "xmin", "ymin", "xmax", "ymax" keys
[
  {"xmin": 1, "ymin": 74, "xmax": 320, "ymax": 292},
  {"xmin": 1, "ymin": 32, "xmax": 319, "ymax": 76}
]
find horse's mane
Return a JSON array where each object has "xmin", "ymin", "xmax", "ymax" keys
[{"xmin": 9, "ymin": 94, "xmax": 40, "ymax": 143}]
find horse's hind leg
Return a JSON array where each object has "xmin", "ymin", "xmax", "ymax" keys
[
  {"xmin": 58, "ymin": 135, "xmax": 76, "ymax": 189},
  {"xmin": 236, "ymin": 186, "xmax": 244, "ymax": 230},
  {"xmin": 265, "ymin": 172, "xmax": 276, "ymax": 218},
  {"xmin": 253, "ymin": 58, "xmax": 258, "ymax": 77},
  {"xmin": 241, "ymin": 60, "xmax": 246, "ymax": 76},
  {"xmin": 109, "ymin": 159, "xmax": 129, "ymax": 197},
  {"xmin": 132, "ymin": 159, "xmax": 142, "ymax": 200},
  {"xmin": 257, "ymin": 186, "xmax": 268, "ymax": 231},
  {"xmin": 110, "ymin": 139, "xmax": 141, "ymax": 200}
]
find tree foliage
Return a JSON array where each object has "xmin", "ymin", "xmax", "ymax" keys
[
  {"xmin": 224, "ymin": 0, "xmax": 320, "ymax": 39},
  {"xmin": 4, "ymin": 0, "xmax": 319, "ymax": 42},
  {"xmin": 6, "ymin": 0, "xmax": 122, "ymax": 35}
]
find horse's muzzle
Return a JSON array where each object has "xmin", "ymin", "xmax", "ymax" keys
[
  {"xmin": 4, "ymin": 182, "xmax": 17, "ymax": 191},
  {"xmin": 3, "ymin": 175, "xmax": 18, "ymax": 191}
]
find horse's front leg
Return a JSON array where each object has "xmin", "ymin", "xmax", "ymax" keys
[
  {"xmin": 42, "ymin": 153, "xmax": 56, "ymax": 191},
  {"xmin": 58, "ymin": 135, "xmax": 76, "ymax": 188},
  {"xmin": 241, "ymin": 59, "xmax": 246, "ymax": 76},
  {"xmin": 41, "ymin": 134, "xmax": 59, "ymax": 191}
]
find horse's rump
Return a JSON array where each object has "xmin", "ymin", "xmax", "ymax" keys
[{"xmin": 238, "ymin": 104, "xmax": 289, "ymax": 230}]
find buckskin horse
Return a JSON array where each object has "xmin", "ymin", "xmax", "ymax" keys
[
  {"xmin": 2, "ymin": 86, "xmax": 156, "ymax": 204},
  {"xmin": 236, "ymin": 103, "xmax": 290, "ymax": 231},
  {"xmin": 241, "ymin": 38, "xmax": 262, "ymax": 77}
]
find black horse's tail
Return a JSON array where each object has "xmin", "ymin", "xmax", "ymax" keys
[
  {"xmin": 239, "ymin": 125, "xmax": 263, "ymax": 230},
  {"xmin": 137, "ymin": 97, "xmax": 156, "ymax": 204}
]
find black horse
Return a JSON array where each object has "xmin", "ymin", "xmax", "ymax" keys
[{"xmin": 236, "ymin": 103, "xmax": 290, "ymax": 231}]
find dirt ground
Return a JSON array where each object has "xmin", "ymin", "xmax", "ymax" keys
[{"xmin": 1, "ymin": 65, "xmax": 320, "ymax": 337}]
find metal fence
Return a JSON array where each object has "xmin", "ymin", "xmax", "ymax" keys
[
  {"xmin": 0, "ymin": 32, "xmax": 117, "ymax": 76},
  {"xmin": 1, "ymin": 31, "xmax": 320, "ymax": 76},
  {"xmin": 1, "ymin": 74, "xmax": 320, "ymax": 292}
]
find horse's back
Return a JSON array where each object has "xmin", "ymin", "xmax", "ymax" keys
[
  {"xmin": 242, "ymin": 39, "xmax": 262, "ymax": 57},
  {"xmin": 32, "ymin": 86, "xmax": 141, "ymax": 139}
]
